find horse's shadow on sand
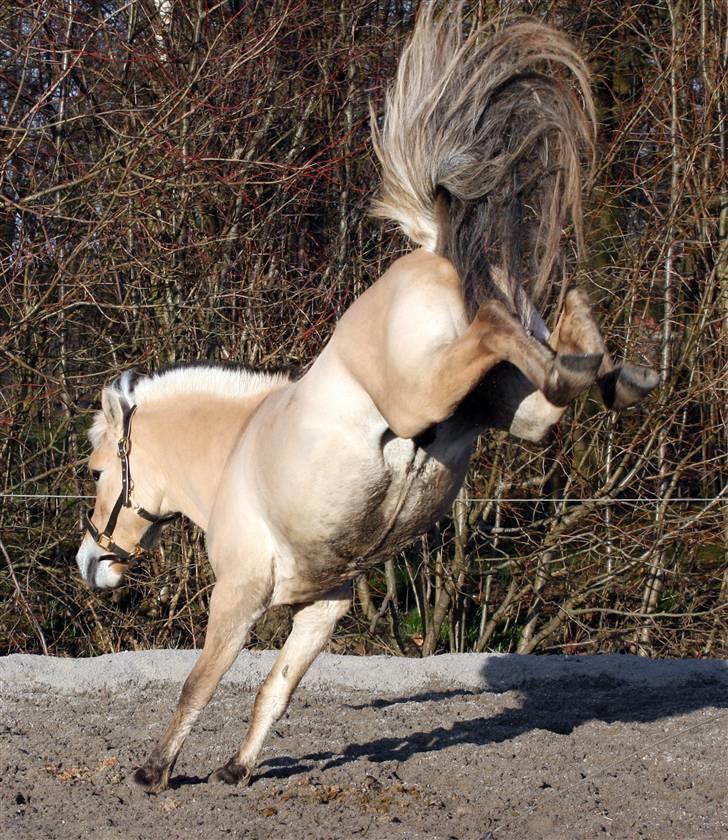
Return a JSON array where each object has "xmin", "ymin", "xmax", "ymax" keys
[{"xmin": 255, "ymin": 655, "xmax": 728, "ymax": 783}]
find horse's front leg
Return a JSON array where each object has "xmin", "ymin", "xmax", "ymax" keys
[
  {"xmin": 209, "ymin": 585, "xmax": 352, "ymax": 786},
  {"xmin": 131, "ymin": 575, "xmax": 271, "ymax": 793},
  {"xmin": 551, "ymin": 289, "xmax": 658, "ymax": 410}
]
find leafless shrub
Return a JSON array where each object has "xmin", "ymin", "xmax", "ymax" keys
[{"xmin": 1, "ymin": 0, "xmax": 725, "ymax": 659}]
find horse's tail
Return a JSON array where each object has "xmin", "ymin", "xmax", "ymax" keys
[{"xmin": 370, "ymin": 6, "xmax": 595, "ymax": 321}]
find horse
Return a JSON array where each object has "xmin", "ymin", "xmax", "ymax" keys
[{"xmin": 75, "ymin": 8, "xmax": 657, "ymax": 793}]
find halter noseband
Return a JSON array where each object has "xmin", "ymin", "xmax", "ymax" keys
[{"xmin": 84, "ymin": 402, "xmax": 178, "ymax": 562}]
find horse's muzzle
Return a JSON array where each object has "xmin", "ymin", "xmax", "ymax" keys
[{"xmin": 76, "ymin": 538, "xmax": 128, "ymax": 589}]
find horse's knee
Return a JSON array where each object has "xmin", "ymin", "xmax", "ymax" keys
[{"xmin": 254, "ymin": 670, "xmax": 294, "ymax": 723}]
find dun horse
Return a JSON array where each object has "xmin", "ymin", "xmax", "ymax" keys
[{"xmin": 76, "ymin": 9, "xmax": 657, "ymax": 793}]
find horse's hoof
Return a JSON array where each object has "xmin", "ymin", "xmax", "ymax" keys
[
  {"xmin": 128, "ymin": 764, "xmax": 169, "ymax": 794},
  {"xmin": 599, "ymin": 364, "xmax": 659, "ymax": 410},
  {"xmin": 209, "ymin": 759, "xmax": 252, "ymax": 787},
  {"xmin": 545, "ymin": 352, "xmax": 603, "ymax": 406}
]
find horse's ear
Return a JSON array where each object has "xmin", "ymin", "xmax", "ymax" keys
[{"xmin": 101, "ymin": 387, "xmax": 126, "ymax": 435}]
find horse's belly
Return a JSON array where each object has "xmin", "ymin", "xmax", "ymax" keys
[{"xmin": 273, "ymin": 438, "xmax": 470, "ymax": 601}]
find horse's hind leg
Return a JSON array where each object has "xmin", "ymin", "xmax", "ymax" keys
[
  {"xmin": 209, "ymin": 585, "xmax": 352, "ymax": 786},
  {"xmin": 474, "ymin": 299, "xmax": 603, "ymax": 408},
  {"xmin": 551, "ymin": 289, "xmax": 658, "ymax": 409},
  {"xmin": 131, "ymin": 574, "xmax": 271, "ymax": 793}
]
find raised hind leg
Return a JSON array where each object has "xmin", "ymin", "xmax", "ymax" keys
[
  {"xmin": 466, "ymin": 297, "xmax": 604, "ymax": 409},
  {"xmin": 131, "ymin": 573, "xmax": 272, "ymax": 793},
  {"xmin": 338, "ymin": 252, "xmax": 603, "ymax": 440},
  {"xmin": 209, "ymin": 585, "xmax": 352, "ymax": 786},
  {"xmin": 478, "ymin": 289, "xmax": 658, "ymax": 441},
  {"xmin": 551, "ymin": 289, "xmax": 658, "ymax": 410},
  {"xmin": 379, "ymin": 295, "xmax": 602, "ymax": 440}
]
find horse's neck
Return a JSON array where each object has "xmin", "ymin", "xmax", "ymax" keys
[{"xmin": 143, "ymin": 394, "xmax": 263, "ymax": 529}]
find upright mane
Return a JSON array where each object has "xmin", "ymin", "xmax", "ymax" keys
[
  {"xmin": 123, "ymin": 363, "xmax": 290, "ymax": 407},
  {"xmin": 88, "ymin": 363, "xmax": 290, "ymax": 447}
]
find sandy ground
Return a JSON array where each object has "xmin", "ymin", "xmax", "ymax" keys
[{"xmin": 1, "ymin": 651, "xmax": 727, "ymax": 840}]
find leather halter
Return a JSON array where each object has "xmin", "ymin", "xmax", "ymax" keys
[{"xmin": 84, "ymin": 403, "xmax": 178, "ymax": 562}]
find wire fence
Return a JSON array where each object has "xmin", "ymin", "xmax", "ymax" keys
[
  {"xmin": 1, "ymin": 494, "xmax": 724, "ymax": 503},
  {"xmin": 1, "ymin": 0, "xmax": 726, "ymax": 659}
]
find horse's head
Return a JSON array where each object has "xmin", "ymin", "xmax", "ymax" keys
[{"xmin": 76, "ymin": 374, "xmax": 177, "ymax": 589}]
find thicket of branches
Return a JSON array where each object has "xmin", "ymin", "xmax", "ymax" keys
[{"xmin": 1, "ymin": 0, "xmax": 726, "ymax": 659}]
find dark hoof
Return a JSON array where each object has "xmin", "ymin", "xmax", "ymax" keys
[
  {"xmin": 129, "ymin": 764, "xmax": 169, "ymax": 794},
  {"xmin": 545, "ymin": 352, "xmax": 603, "ymax": 406},
  {"xmin": 209, "ymin": 759, "xmax": 252, "ymax": 787},
  {"xmin": 599, "ymin": 364, "xmax": 659, "ymax": 410}
]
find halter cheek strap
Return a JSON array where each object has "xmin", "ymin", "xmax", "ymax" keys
[{"xmin": 85, "ymin": 402, "xmax": 178, "ymax": 562}]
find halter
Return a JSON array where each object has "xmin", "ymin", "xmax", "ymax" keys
[{"xmin": 84, "ymin": 402, "xmax": 179, "ymax": 562}]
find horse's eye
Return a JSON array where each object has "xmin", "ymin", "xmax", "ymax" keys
[{"xmin": 90, "ymin": 469, "xmax": 101, "ymax": 482}]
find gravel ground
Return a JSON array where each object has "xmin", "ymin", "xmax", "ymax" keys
[{"xmin": 1, "ymin": 651, "xmax": 727, "ymax": 839}]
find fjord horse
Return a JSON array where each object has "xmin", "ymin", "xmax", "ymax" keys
[{"xmin": 76, "ymin": 8, "xmax": 657, "ymax": 792}]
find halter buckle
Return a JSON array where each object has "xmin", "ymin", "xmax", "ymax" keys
[{"xmin": 96, "ymin": 531, "xmax": 114, "ymax": 553}]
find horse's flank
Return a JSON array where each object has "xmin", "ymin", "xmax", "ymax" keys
[{"xmin": 202, "ymin": 250, "xmax": 479, "ymax": 601}]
